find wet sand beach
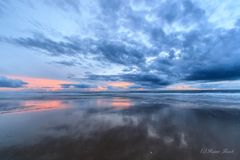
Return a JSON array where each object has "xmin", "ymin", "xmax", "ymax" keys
[{"xmin": 0, "ymin": 91, "xmax": 240, "ymax": 160}]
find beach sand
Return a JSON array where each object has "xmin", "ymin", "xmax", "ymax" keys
[{"xmin": 0, "ymin": 92, "xmax": 239, "ymax": 160}]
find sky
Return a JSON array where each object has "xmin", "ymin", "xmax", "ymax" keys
[{"xmin": 0, "ymin": 0, "xmax": 240, "ymax": 91}]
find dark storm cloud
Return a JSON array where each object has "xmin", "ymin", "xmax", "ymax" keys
[
  {"xmin": 2, "ymin": 0, "xmax": 240, "ymax": 88},
  {"xmin": 8, "ymin": 35, "xmax": 82, "ymax": 56},
  {"xmin": 185, "ymin": 64, "xmax": 240, "ymax": 81},
  {"xmin": 96, "ymin": 40, "xmax": 147, "ymax": 66},
  {"xmin": 0, "ymin": 76, "xmax": 28, "ymax": 88},
  {"xmin": 87, "ymin": 73, "xmax": 170, "ymax": 88},
  {"xmin": 6, "ymin": 35, "xmax": 147, "ymax": 67},
  {"xmin": 182, "ymin": 23, "xmax": 240, "ymax": 81}
]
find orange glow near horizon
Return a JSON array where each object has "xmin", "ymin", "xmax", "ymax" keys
[
  {"xmin": 7, "ymin": 75, "xmax": 73, "ymax": 91},
  {"xmin": 0, "ymin": 75, "xmax": 144, "ymax": 91},
  {"xmin": 108, "ymin": 81, "xmax": 134, "ymax": 88}
]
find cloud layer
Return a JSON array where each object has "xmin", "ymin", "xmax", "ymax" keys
[
  {"xmin": 0, "ymin": 0, "xmax": 240, "ymax": 90},
  {"xmin": 0, "ymin": 76, "xmax": 27, "ymax": 88}
]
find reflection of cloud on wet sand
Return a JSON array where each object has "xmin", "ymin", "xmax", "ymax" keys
[
  {"xmin": 0, "ymin": 100, "xmax": 67, "ymax": 114},
  {"xmin": 23, "ymin": 100, "xmax": 64, "ymax": 110},
  {"xmin": 1, "ymin": 94, "xmax": 240, "ymax": 160},
  {"xmin": 95, "ymin": 97, "xmax": 133, "ymax": 110},
  {"xmin": 1, "ymin": 105, "xmax": 239, "ymax": 160}
]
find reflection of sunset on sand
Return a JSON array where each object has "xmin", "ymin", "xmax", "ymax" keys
[
  {"xmin": 19, "ymin": 100, "xmax": 67, "ymax": 113},
  {"xmin": 111, "ymin": 98, "xmax": 133, "ymax": 110},
  {"xmin": 23, "ymin": 100, "xmax": 63, "ymax": 109},
  {"xmin": 96, "ymin": 97, "xmax": 133, "ymax": 110}
]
